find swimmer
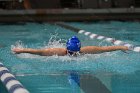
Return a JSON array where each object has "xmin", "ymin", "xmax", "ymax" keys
[{"xmin": 12, "ymin": 36, "xmax": 128, "ymax": 56}]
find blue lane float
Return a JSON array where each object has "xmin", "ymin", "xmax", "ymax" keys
[
  {"xmin": 55, "ymin": 22, "xmax": 140, "ymax": 52},
  {"xmin": 0, "ymin": 62, "xmax": 29, "ymax": 93}
]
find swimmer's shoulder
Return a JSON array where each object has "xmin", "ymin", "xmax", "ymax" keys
[{"xmin": 56, "ymin": 48, "xmax": 67, "ymax": 56}]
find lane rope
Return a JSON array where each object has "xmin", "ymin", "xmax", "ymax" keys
[
  {"xmin": 55, "ymin": 22, "xmax": 140, "ymax": 52},
  {"xmin": 0, "ymin": 62, "xmax": 29, "ymax": 93}
]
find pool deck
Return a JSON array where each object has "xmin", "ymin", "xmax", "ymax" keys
[{"xmin": 0, "ymin": 8, "xmax": 140, "ymax": 22}]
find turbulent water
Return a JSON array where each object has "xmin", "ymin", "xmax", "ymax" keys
[{"xmin": 9, "ymin": 34, "xmax": 139, "ymax": 75}]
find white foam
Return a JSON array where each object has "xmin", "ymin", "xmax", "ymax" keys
[
  {"xmin": 11, "ymin": 40, "xmax": 27, "ymax": 53},
  {"xmin": 12, "ymin": 34, "xmax": 66, "ymax": 59},
  {"xmin": 17, "ymin": 53, "xmax": 42, "ymax": 59},
  {"xmin": 45, "ymin": 34, "xmax": 66, "ymax": 48},
  {"xmin": 113, "ymin": 40, "xmax": 124, "ymax": 45},
  {"xmin": 124, "ymin": 44, "xmax": 133, "ymax": 48},
  {"xmin": 133, "ymin": 47, "xmax": 140, "ymax": 52}
]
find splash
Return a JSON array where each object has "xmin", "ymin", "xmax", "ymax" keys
[
  {"xmin": 10, "ymin": 36, "xmax": 138, "ymax": 75},
  {"xmin": 11, "ymin": 34, "xmax": 116, "ymax": 62},
  {"xmin": 43, "ymin": 33, "xmax": 66, "ymax": 49},
  {"xmin": 11, "ymin": 40, "xmax": 27, "ymax": 49}
]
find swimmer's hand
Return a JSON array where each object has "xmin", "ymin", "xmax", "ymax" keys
[
  {"xmin": 121, "ymin": 46, "xmax": 129, "ymax": 51},
  {"xmin": 12, "ymin": 48, "xmax": 23, "ymax": 54},
  {"xmin": 121, "ymin": 46, "xmax": 129, "ymax": 53}
]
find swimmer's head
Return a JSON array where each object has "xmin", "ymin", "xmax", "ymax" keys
[{"xmin": 66, "ymin": 36, "xmax": 81, "ymax": 53}]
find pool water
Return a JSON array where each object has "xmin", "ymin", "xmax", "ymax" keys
[{"xmin": 0, "ymin": 21, "xmax": 140, "ymax": 93}]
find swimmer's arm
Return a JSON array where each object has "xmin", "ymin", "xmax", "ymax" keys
[
  {"xmin": 99, "ymin": 46, "xmax": 128, "ymax": 52},
  {"xmin": 12, "ymin": 48, "xmax": 44, "ymax": 55},
  {"xmin": 80, "ymin": 46, "xmax": 128, "ymax": 54},
  {"xmin": 12, "ymin": 48, "xmax": 67, "ymax": 56}
]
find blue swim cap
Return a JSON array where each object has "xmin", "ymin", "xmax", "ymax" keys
[{"xmin": 66, "ymin": 36, "xmax": 81, "ymax": 52}]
